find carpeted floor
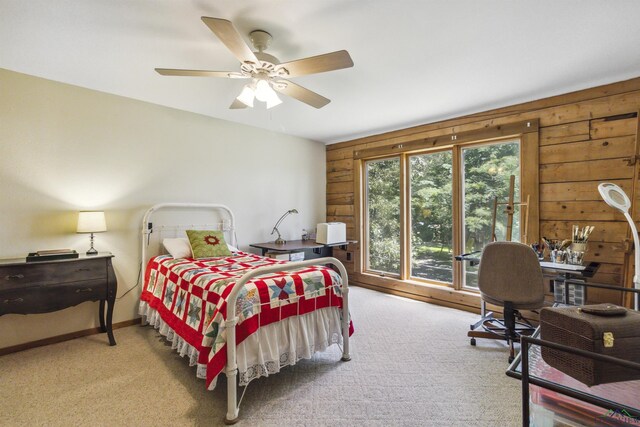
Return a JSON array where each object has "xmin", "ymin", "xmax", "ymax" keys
[{"xmin": 0, "ymin": 286, "xmax": 521, "ymax": 426}]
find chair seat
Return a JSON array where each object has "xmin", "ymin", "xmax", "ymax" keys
[{"xmin": 481, "ymin": 293, "xmax": 543, "ymax": 311}]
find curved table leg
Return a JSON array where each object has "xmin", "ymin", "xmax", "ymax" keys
[
  {"xmin": 106, "ymin": 297, "xmax": 116, "ymax": 346},
  {"xmin": 99, "ymin": 299, "xmax": 107, "ymax": 333}
]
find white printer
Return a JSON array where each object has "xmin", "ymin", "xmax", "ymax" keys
[{"xmin": 316, "ymin": 222, "xmax": 346, "ymax": 245}]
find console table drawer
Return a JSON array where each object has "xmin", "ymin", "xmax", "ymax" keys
[
  {"xmin": 0, "ymin": 258, "xmax": 107, "ymax": 290},
  {"xmin": 0, "ymin": 280, "xmax": 107, "ymax": 315}
]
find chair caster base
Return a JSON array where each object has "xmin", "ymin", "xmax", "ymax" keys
[
  {"xmin": 224, "ymin": 416, "xmax": 239, "ymax": 425},
  {"xmin": 341, "ymin": 356, "xmax": 352, "ymax": 362},
  {"xmin": 470, "ymin": 338, "xmax": 476, "ymax": 346}
]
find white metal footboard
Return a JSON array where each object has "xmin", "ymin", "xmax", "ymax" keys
[{"xmin": 223, "ymin": 257, "xmax": 350, "ymax": 425}]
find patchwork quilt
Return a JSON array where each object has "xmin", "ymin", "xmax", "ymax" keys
[{"xmin": 140, "ymin": 252, "xmax": 351, "ymax": 389}]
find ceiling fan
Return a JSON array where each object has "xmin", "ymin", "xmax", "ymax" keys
[{"xmin": 155, "ymin": 17, "xmax": 354, "ymax": 110}]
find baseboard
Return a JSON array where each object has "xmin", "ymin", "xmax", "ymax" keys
[
  {"xmin": 0, "ymin": 318, "xmax": 141, "ymax": 356},
  {"xmin": 351, "ymin": 280, "xmax": 483, "ymax": 315}
]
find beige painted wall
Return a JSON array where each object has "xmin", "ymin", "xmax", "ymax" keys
[{"xmin": 0, "ymin": 68, "xmax": 326, "ymax": 348}]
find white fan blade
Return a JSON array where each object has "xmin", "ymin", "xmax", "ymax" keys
[
  {"xmin": 276, "ymin": 50, "xmax": 354, "ymax": 77},
  {"xmin": 155, "ymin": 69, "xmax": 247, "ymax": 78},
  {"xmin": 273, "ymin": 80, "xmax": 330, "ymax": 109},
  {"xmin": 201, "ymin": 17, "xmax": 259, "ymax": 64},
  {"xmin": 230, "ymin": 98, "xmax": 249, "ymax": 109}
]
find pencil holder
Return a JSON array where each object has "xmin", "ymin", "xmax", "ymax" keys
[
  {"xmin": 567, "ymin": 242, "xmax": 587, "ymax": 265},
  {"xmin": 570, "ymin": 242, "xmax": 587, "ymax": 252}
]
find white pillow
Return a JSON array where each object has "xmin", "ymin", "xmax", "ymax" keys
[
  {"xmin": 163, "ymin": 237, "xmax": 238, "ymax": 258},
  {"xmin": 163, "ymin": 238, "xmax": 192, "ymax": 259}
]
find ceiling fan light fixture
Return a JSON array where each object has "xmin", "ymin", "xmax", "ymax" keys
[
  {"xmin": 156, "ymin": 17, "xmax": 354, "ymax": 110},
  {"xmin": 254, "ymin": 79, "xmax": 274, "ymax": 102},
  {"xmin": 237, "ymin": 84, "xmax": 255, "ymax": 107},
  {"xmin": 265, "ymin": 91, "xmax": 282, "ymax": 109}
]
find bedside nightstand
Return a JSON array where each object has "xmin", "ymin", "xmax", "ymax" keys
[{"xmin": 0, "ymin": 252, "xmax": 117, "ymax": 345}]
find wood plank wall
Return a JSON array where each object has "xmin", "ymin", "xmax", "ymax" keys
[
  {"xmin": 539, "ymin": 114, "xmax": 637, "ymax": 304},
  {"xmin": 327, "ymin": 77, "xmax": 640, "ymax": 309}
]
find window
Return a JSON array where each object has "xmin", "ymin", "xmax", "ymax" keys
[
  {"xmin": 365, "ymin": 157, "xmax": 401, "ymax": 276},
  {"xmin": 410, "ymin": 151, "xmax": 453, "ymax": 283},
  {"xmin": 461, "ymin": 140, "xmax": 521, "ymax": 288},
  {"xmin": 360, "ymin": 132, "xmax": 528, "ymax": 291}
]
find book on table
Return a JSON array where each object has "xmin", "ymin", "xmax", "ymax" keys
[
  {"xmin": 36, "ymin": 249, "xmax": 76, "ymax": 256},
  {"xmin": 26, "ymin": 249, "xmax": 79, "ymax": 262}
]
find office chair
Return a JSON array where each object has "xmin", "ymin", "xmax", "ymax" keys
[{"xmin": 468, "ymin": 241, "xmax": 545, "ymax": 362}]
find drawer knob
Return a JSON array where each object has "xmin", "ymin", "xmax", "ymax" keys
[
  {"xmin": 5, "ymin": 274, "xmax": 24, "ymax": 280},
  {"xmin": 3, "ymin": 298, "xmax": 24, "ymax": 304},
  {"xmin": 75, "ymin": 288, "xmax": 93, "ymax": 293},
  {"xmin": 77, "ymin": 268, "xmax": 91, "ymax": 272}
]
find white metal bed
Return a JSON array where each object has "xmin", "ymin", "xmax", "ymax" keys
[{"xmin": 139, "ymin": 203, "xmax": 351, "ymax": 424}]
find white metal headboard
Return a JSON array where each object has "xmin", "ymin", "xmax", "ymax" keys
[{"xmin": 141, "ymin": 203, "xmax": 236, "ymax": 272}]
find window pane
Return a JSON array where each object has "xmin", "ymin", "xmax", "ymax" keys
[
  {"xmin": 366, "ymin": 157, "xmax": 401, "ymax": 275},
  {"xmin": 410, "ymin": 151, "xmax": 453, "ymax": 283},
  {"xmin": 462, "ymin": 140, "xmax": 520, "ymax": 288}
]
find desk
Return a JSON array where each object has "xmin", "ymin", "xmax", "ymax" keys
[
  {"xmin": 455, "ymin": 251, "xmax": 600, "ymax": 305},
  {"xmin": 250, "ymin": 240, "xmax": 355, "ymax": 260},
  {"xmin": 541, "ymin": 261, "xmax": 599, "ymax": 306},
  {"xmin": 456, "ymin": 252, "xmax": 599, "ymax": 276}
]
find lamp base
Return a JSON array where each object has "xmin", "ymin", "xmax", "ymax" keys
[
  {"xmin": 274, "ymin": 237, "xmax": 286, "ymax": 245},
  {"xmin": 86, "ymin": 232, "xmax": 98, "ymax": 255}
]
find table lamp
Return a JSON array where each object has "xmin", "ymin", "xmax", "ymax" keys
[
  {"xmin": 598, "ymin": 182, "xmax": 639, "ymax": 310},
  {"xmin": 77, "ymin": 211, "xmax": 107, "ymax": 255},
  {"xmin": 271, "ymin": 209, "xmax": 298, "ymax": 245}
]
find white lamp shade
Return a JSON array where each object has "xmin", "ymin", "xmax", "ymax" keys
[
  {"xmin": 265, "ymin": 91, "xmax": 282, "ymax": 109},
  {"xmin": 237, "ymin": 85, "xmax": 255, "ymax": 107},
  {"xmin": 254, "ymin": 79, "xmax": 272, "ymax": 102},
  {"xmin": 77, "ymin": 211, "xmax": 107, "ymax": 233}
]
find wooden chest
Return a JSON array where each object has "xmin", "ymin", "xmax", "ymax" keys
[{"xmin": 540, "ymin": 304, "xmax": 640, "ymax": 386}]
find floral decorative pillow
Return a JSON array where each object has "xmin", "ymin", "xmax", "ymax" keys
[{"xmin": 185, "ymin": 230, "xmax": 232, "ymax": 259}]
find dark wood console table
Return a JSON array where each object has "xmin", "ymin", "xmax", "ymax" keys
[{"xmin": 0, "ymin": 252, "xmax": 117, "ymax": 345}]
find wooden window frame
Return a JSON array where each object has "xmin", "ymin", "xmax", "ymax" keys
[
  {"xmin": 405, "ymin": 146, "xmax": 455, "ymax": 285},
  {"xmin": 354, "ymin": 120, "xmax": 540, "ymax": 304},
  {"xmin": 457, "ymin": 137, "xmax": 524, "ymax": 291},
  {"xmin": 362, "ymin": 155, "xmax": 403, "ymax": 279}
]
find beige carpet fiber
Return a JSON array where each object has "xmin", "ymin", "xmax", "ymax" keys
[{"xmin": 1, "ymin": 286, "xmax": 521, "ymax": 426}]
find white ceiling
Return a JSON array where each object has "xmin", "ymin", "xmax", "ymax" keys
[{"xmin": 2, "ymin": 1, "xmax": 640, "ymax": 144}]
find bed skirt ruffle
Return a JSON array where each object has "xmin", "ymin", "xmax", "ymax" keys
[
  {"xmin": 139, "ymin": 301, "xmax": 209, "ymax": 379},
  {"xmin": 139, "ymin": 301, "xmax": 343, "ymax": 390}
]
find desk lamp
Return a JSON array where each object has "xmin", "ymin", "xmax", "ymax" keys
[
  {"xmin": 598, "ymin": 183, "xmax": 639, "ymax": 310},
  {"xmin": 271, "ymin": 209, "xmax": 298, "ymax": 245},
  {"xmin": 77, "ymin": 211, "xmax": 107, "ymax": 255}
]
